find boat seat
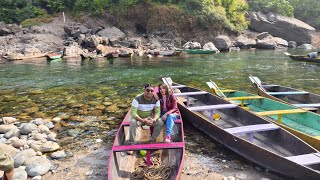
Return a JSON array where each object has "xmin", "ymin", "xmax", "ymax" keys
[
  {"xmin": 122, "ymin": 118, "xmax": 182, "ymax": 126},
  {"xmin": 267, "ymin": 91, "xmax": 309, "ymax": 95},
  {"xmin": 255, "ymin": 109, "xmax": 306, "ymax": 124},
  {"xmin": 224, "ymin": 123, "xmax": 280, "ymax": 142},
  {"xmin": 225, "ymin": 96, "xmax": 264, "ymax": 107},
  {"xmin": 188, "ymin": 104, "xmax": 237, "ymax": 121},
  {"xmin": 286, "ymin": 153, "xmax": 320, "ymax": 165},
  {"xmin": 112, "ymin": 142, "xmax": 184, "ymax": 152},
  {"xmin": 174, "ymin": 91, "xmax": 208, "ymax": 106},
  {"xmin": 262, "ymin": 84, "xmax": 279, "ymax": 87},
  {"xmin": 171, "ymin": 85, "xmax": 186, "ymax": 88},
  {"xmin": 293, "ymin": 103, "xmax": 320, "ymax": 108}
]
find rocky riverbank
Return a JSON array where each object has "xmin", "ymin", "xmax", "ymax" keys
[{"xmin": 0, "ymin": 11, "xmax": 319, "ymax": 61}]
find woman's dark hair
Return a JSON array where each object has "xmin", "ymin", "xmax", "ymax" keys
[{"xmin": 158, "ymin": 83, "xmax": 170, "ymax": 101}]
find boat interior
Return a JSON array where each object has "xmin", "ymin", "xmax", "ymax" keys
[
  {"xmin": 109, "ymin": 113, "xmax": 184, "ymax": 179},
  {"xmin": 174, "ymin": 85, "xmax": 320, "ymax": 170}
]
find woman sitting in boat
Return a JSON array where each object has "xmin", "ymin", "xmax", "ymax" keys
[{"xmin": 154, "ymin": 83, "xmax": 179, "ymax": 143}]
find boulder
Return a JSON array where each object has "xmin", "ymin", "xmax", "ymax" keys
[
  {"xmin": 235, "ymin": 35, "xmax": 256, "ymax": 49},
  {"xmin": 128, "ymin": 38, "xmax": 141, "ymax": 49},
  {"xmin": 274, "ymin": 37, "xmax": 288, "ymax": 47},
  {"xmin": 0, "ymin": 143, "xmax": 19, "ymax": 157},
  {"xmin": 83, "ymin": 35, "xmax": 104, "ymax": 48},
  {"xmin": 97, "ymin": 27, "xmax": 126, "ymax": 41},
  {"xmin": 256, "ymin": 38, "xmax": 276, "ymax": 49},
  {"xmin": 297, "ymin": 43, "xmax": 314, "ymax": 49},
  {"xmin": 12, "ymin": 166, "xmax": 28, "ymax": 180},
  {"xmin": 249, "ymin": 11, "xmax": 315, "ymax": 45},
  {"xmin": 257, "ymin": 32, "xmax": 269, "ymax": 40},
  {"xmin": 213, "ymin": 35, "xmax": 231, "ymax": 51},
  {"xmin": 63, "ymin": 43, "xmax": 84, "ymax": 57},
  {"xmin": 0, "ymin": 28, "xmax": 12, "ymax": 36},
  {"xmin": 203, "ymin": 42, "xmax": 218, "ymax": 51},
  {"xmin": 288, "ymin": 41, "xmax": 297, "ymax": 48},
  {"xmin": 30, "ymin": 141, "xmax": 60, "ymax": 153},
  {"xmin": 182, "ymin": 41, "xmax": 201, "ymax": 49},
  {"xmin": 14, "ymin": 149, "xmax": 36, "ymax": 168},
  {"xmin": 0, "ymin": 124, "xmax": 18, "ymax": 133}
]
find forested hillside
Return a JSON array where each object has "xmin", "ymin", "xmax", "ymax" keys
[{"xmin": 0, "ymin": 0, "xmax": 319, "ymax": 32}]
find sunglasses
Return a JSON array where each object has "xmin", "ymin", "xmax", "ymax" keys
[{"xmin": 145, "ymin": 89, "xmax": 154, "ymax": 92}]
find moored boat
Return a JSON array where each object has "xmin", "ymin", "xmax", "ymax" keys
[
  {"xmin": 108, "ymin": 94, "xmax": 185, "ymax": 179},
  {"xmin": 164, "ymin": 78, "xmax": 320, "ymax": 179},
  {"xmin": 207, "ymin": 80, "xmax": 320, "ymax": 151},
  {"xmin": 183, "ymin": 49, "xmax": 216, "ymax": 54},
  {"xmin": 249, "ymin": 75, "xmax": 320, "ymax": 114},
  {"xmin": 46, "ymin": 53, "xmax": 62, "ymax": 60},
  {"xmin": 284, "ymin": 52, "xmax": 320, "ymax": 63}
]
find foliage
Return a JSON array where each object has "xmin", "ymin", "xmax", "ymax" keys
[
  {"xmin": 20, "ymin": 15, "xmax": 54, "ymax": 28},
  {"xmin": 248, "ymin": 0, "xmax": 293, "ymax": 17},
  {"xmin": 288, "ymin": 0, "xmax": 320, "ymax": 29}
]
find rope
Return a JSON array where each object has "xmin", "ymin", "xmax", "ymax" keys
[{"xmin": 131, "ymin": 157, "xmax": 175, "ymax": 180}]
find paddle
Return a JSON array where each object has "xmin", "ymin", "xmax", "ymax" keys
[{"xmin": 249, "ymin": 75, "xmax": 267, "ymax": 92}]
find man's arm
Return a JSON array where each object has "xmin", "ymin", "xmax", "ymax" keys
[
  {"xmin": 130, "ymin": 99, "xmax": 146, "ymax": 123},
  {"xmin": 152, "ymin": 100, "xmax": 161, "ymax": 121}
]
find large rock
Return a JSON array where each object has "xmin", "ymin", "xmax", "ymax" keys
[
  {"xmin": 63, "ymin": 43, "xmax": 85, "ymax": 57},
  {"xmin": 256, "ymin": 37, "xmax": 276, "ymax": 49},
  {"xmin": 203, "ymin": 42, "xmax": 218, "ymax": 51},
  {"xmin": 97, "ymin": 27, "xmax": 126, "ymax": 41},
  {"xmin": 25, "ymin": 156, "xmax": 51, "ymax": 177},
  {"xmin": 0, "ymin": 124, "xmax": 18, "ymax": 134},
  {"xmin": 182, "ymin": 41, "xmax": 201, "ymax": 49},
  {"xmin": 213, "ymin": 35, "xmax": 231, "ymax": 51},
  {"xmin": 20, "ymin": 123, "xmax": 38, "ymax": 135},
  {"xmin": 235, "ymin": 35, "xmax": 256, "ymax": 49},
  {"xmin": 2, "ymin": 117, "xmax": 18, "ymax": 124},
  {"xmin": 288, "ymin": 41, "xmax": 297, "ymax": 48},
  {"xmin": 249, "ymin": 11, "xmax": 315, "ymax": 45},
  {"xmin": 0, "ymin": 143, "xmax": 19, "ymax": 157},
  {"xmin": 12, "ymin": 166, "xmax": 28, "ymax": 180},
  {"xmin": 297, "ymin": 43, "xmax": 314, "ymax": 49}
]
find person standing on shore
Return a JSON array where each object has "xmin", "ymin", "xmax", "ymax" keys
[
  {"xmin": 128, "ymin": 84, "xmax": 164, "ymax": 145},
  {"xmin": 0, "ymin": 147, "xmax": 14, "ymax": 180}
]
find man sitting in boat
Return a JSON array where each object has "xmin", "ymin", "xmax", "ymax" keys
[
  {"xmin": 307, "ymin": 51, "xmax": 320, "ymax": 58},
  {"xmin": 129, "ymin": 84, "xmax": 164, "ymax": 145}
]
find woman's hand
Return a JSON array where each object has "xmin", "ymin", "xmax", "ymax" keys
[{"xmin": 161, "ymin": 114, "xmax": 167, "ymax": 121}]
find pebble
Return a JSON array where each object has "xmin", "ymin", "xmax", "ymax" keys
[
  {"xmin": 235, "ymin": 172, "xmax": 247, "ymax": 179},
  {"xmin": 51, "ymin": 150, "xmax": 67, "ymax": 159},
  {"xmin": 25, "ymin": 156, "xmax": 52, "ymax": 176},
  {"xmin": 12, "ymin": 166, "xmax": 28, "ymax": 180},
  {"xmin": 20, "ymin": 123, "xmax": 38, "ymax": 135},
  {"xmin": 32, "ymin": 176, "xmax": 42, "ymax": 180},
  {"xmin": 38, "ymin": 125, "xmax": 50, "ymax": 134},
  {"xmin": 2, "ymin": 117, "xmax": 18, "ymax": 124},
  {"xmin": 52, "ymin": 117, "xmax": 61, "ymax": 123}
]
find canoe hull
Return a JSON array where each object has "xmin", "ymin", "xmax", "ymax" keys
[
  {"xmin": 108, "ymin": 107, "xmax": 185, "ymax": 180},
  {"xmin": 174, "ymin": 85, "xmax": 320, "ymax": 179},
  {"xmin": 286, "ymin": 53, "xmax": 320, "ymax": 63},
  {"xmin": 183, "ymin": 49, "xmax": 215, "ymax": 54}
]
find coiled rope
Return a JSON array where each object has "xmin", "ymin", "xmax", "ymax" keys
[{"xmin": 131, "ymin": 157, "xmax": 175, "ymax": 180}]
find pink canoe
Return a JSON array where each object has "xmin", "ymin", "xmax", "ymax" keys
[{"xmin": 108, "ymin": 97, "xmax": 185, "ymax": 179}]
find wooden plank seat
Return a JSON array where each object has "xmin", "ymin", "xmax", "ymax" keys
[
  {"xmin": 112, "ymin": 142, "xmax": 184, "ymax": 152},
  {"xmin": 122, "ymin": 119, "xmax": 182, "ymax": 126},
  {"xmin": 174, "ymin": 91, "xmax": 208, "ymax": 106},
  {"xmin": 224, "ymin": 123, "xmax": 280, "ymax": 142},
  {"xmin": 171, "ymin": 85, "xmax": 186, "ymax": 88},
  {"xmin": 293, "ymin": 103, "xmax": 320, "ymax": 108},
  {"xmin": 286, "ymin": 153, "xmax": 320, "ymax": 166},
  {"xmin": 255, "ymin": 109, "xmax": 306, "ymax": 124},
  {"xmin": 262, "ymin": 84, "xmax": 279, "ymax": 87},
  {"xmin": 267, "ymin": 91, "xmax": 309, "ymax": 95},
  {"xmin": 188, "ymin": 104, "xmax": 237, "ymax": 121},
  {"xmin": 225, "ymin": 96, "xmax": 264, "ymax": 107}
]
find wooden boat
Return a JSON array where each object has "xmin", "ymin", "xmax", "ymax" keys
[
  {"xmin": 206, "ymin": 80, "xmax": 320, "ymax": 151},
  {"xmin": 163, "ymin": 78, "xmax": 320, "ymax": 179},
  {"xmin": 108, "ymin": 93, "xmax": 185, "ymax": 179},
  {"xmin": 46, "ymin": 53, "xmax": 62, "ymax": 60},
  {"xmin": 249, "ymin": 75, "xmax": 320, "ymax": 114},
  {"xmin": 183, "ymin": 49, "xmax": 216, "ymax": 54},
  {"xmin": 2, "ymin": 53, "xmax": 46, "ymax": 61},
  {"xmin": 284, "ymin": 52, "xmax": 320, "ymax": 63}
]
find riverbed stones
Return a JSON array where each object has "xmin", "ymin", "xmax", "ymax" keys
[
  {"xmin": 235, "ymin": 172, "xmax": 247, "ymax": 179},
  {"xmin": 5, "ymin": 129, "xmax": 20, "ymax": 139},
  {"xmin": 0, "ymin": 143, "xmax": 19, "ymax": 157},
  {"xmin": 0, "ymin": 124, "xmax": 18, "ymax": 133},
  {"xmin": 38, "ymin": 125, "xmax": 50, "ymax": 134},
  {"xmin": 20, "ymin": 123, "xmax": 38, "ymax": 135},
  {"xmin": 14, "ymin": 149, "xmax": 37, "ymax": 168},
  {"xmin": 2, "ymin": 117, "xmax": 18, "ymax": 124},
  {"xmin": 13, "ymin": 166, "xmax": 28, "ymax": 180},
  {"xmin": 51, "ymin": 150, "xmax": 67, "ymax": 159},
  {"xmin": 25, "ymin": 156, "xmax": 51, "ymax": 176},
  {"xmin": 11, "ymin": 138, "xmax": 28, "ymax": 148},
  {"xmin": 30, "ymin": 141, "xmax": 60, "ymax": 153}
]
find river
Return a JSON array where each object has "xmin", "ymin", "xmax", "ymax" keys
[{"xmin": 0, "ymin": 49, "xmax": 319, "ymax": 179}]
